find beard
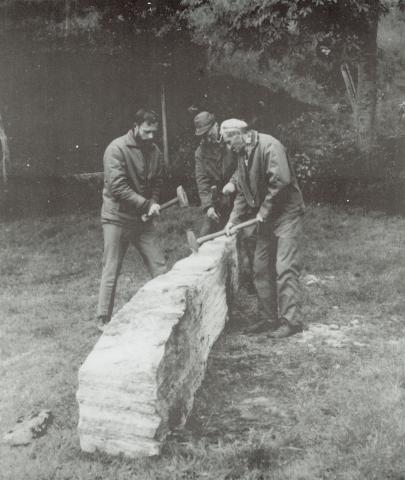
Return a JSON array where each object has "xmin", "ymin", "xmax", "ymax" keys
[
  {"xmin": 206, "ymin": 132, "xmax": 220, "ymax": 144},
  {"xmin": 135, "ymin": 132, "xmax": 153, "ymax": 149}
]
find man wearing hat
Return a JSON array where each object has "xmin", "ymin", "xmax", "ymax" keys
[
  {"xmin": 222, "ymin": 119, "xmax": 305, "ymax": 338},
  {"xmin": 193, "ymin": 111, "xmax": 238, "ymax": 236}
]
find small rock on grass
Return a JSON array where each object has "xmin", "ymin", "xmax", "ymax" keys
[{"xmin": 3, "ymin": 410, "xmax": 53, "ymax": 446}]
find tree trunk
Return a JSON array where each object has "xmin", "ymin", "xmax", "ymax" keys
[
  {"xmin": 0, "ymin": 111, "xmax": 10, "ymax": 185},
  {"xmin": 355, "ymin": 3, "xmax": 379, "ymax": 153},
  {"xmin": 161, "ymin": 83, "xmax": 170, "ymax": 172},
  {"xmin": 64, "ymin": 0, "xmax": 72, "ymax": 36},
  {"xmin": 356, "ymin": 55, "xmax": 377, "ymax": 152}
]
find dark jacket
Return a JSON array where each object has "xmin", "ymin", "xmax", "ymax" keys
[
  {"xmin": 195, "ymin": 140, "xmax": 237, "ymax": 211},
  {"xmin": 101, "ymin": 130, "xmax": 164, "ymax": 225},
  {"xmin": 229, "ymin": 131, "xmax": 304, "ymax": 225}
]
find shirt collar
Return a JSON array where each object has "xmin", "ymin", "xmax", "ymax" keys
[
  {"xmin": 125, "ymin": 129, "xmax": 140, "ymax": 148},
  {"xmin": 240, "ymin": 130, "xmax": 258, "ymax": 165},
  {"xmin": 245, "ymin": 130, "xmax": 258, "ymax": 155}
]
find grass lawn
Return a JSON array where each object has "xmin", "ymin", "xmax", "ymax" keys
[{"xmin": 1, "ymin": 205, "xmax": 405, "ymax": 480}]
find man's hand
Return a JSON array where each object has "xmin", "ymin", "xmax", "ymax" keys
[
  {"xmin": 148, "ymin": 203, "xmax": 161, "ymax": 218},
  {"xmin": 142, "ymin": 203, "xmax": 161, "ymax": 222},
  {"xmin": 222, "ymin": 182, "xmax": 236, "ymax": 195},
  {"xmin": 256, "ymin": 212, "xmax": 264, "ymax": 223},
  {"xmin": 225, "ymin": 222, "xmax": 235, "ymax": 236},
  {"xmin": 207, "ymin": 207, "xmax": 220, "ymax": 222}
]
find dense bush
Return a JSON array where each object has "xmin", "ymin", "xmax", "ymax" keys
[
  {"xmin": 1, "ymin": 3, "xmax": 403, "ymax": 217},
  {"xmin": 278, "ymin": 112, "xmax": 405, "ymax": 213},
  {"xmin": 166, "ymin": 108, "xmax": 405, "ymax": 214}
]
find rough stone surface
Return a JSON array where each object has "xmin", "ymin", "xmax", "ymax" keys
[
  {"xmin": 3, "ymin": 410, "xmax": 53, "ymax": 446},
  {"xmin": 77, "ymin": 235, "xmax": 239, "ymax": 458}
]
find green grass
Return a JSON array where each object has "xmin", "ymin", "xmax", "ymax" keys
[{"xmin": 1, "ymin": 205, "xmax": 405, "ymax": 479}]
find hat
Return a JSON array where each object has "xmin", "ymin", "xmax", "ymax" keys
[
  {"xmin": 220, "ymin": 118, "xmax": 248, "ymax": 137},
  {"xmin": 194, "ymin": 111, "xmax": 216, "ymax": 136}
]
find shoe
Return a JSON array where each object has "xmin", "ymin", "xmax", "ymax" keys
[
  {"xmin": 96, "ymin": 315, "xmax": 110, "ymax": 333},
  {"xmin": 267, "ymin": 322, "xmax": 303, "ymax": 339},
  {"xmin": 244, "ymin": 319, "xmax": 279, "ymax": 335}
]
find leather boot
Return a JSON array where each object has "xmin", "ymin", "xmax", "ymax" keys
[
  {"xmin": 267, "ymin": 320, "xmax": 303, "ymax": 338},
  {"xmin": 244, "ymin": 319, "xmax": 279, "ymax": 335}
]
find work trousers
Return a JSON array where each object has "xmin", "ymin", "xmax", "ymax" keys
[
  {"xmin": 97, "ymin": 221, "xmax": 167, "ymax": 319},
  {"xmin": 254, "ymin": 215, "xmax": 303, "ymax": 326}
]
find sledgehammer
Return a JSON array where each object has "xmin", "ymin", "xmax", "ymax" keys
[
  {"xmin": 186, "ymin": 218, "xmax": 258, "ymax": 254},
  {"xmin": 142, "ymin": 185, "xmax": 189, "ymax": 222}
]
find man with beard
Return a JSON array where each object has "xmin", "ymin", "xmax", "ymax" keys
[
  {"xmin": 96, "ymin": 109, "xmax": 167, "ymax": 331},
  {"xmin": 194, "ymin": 111, "xmax": 239, "ymax": 236},
  {"xmin": 222, "ymin": 119, "xmax": 305, "ymax": 338}
]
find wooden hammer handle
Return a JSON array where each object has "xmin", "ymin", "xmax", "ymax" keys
[
  {"xmin": 160, "ymin": 196, "xmax": 178, "ymax": 210},
  {"xmin": 198, "ymin": 218, "xmax": 258, "ymax": 244},
  {"xmin": 141, "ymin": 197, "xmax": 177, "ymax": 222}
]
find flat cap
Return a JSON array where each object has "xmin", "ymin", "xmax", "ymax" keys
[
  {"xmin": 194, "ymin": 111, "xmax": 216, "ymax": 136},
  {"xmin": 220, "ymin": 118, "xmax": 248, "ymax": 136}
]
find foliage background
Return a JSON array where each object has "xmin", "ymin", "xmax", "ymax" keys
[{"xmin": 0, "ymin": 0, "xmax": 404, "ymax": 216}]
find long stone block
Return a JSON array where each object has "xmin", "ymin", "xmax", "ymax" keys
[{"xmin": 76, "ymin": 235, "xmax": 239, "ymax": 458}]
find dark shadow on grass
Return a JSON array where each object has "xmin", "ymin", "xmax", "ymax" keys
[
  {"xmin": 180, "ymin": 289, "xmax": 292, "ymax": 443},
  {"xmin": 32, "ymin": 324, "xmax": 58, "ymax": 338}
]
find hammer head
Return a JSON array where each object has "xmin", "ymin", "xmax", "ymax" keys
[
  {"xmin": 186, "ymin": 229, "xmax": 199, "ymax": 253},
  {"xmin": 177, "ymin": 185, "xmax": 189, "ymax": 208}
]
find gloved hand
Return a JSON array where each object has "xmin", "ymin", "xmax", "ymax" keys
[
  {"xmin": 256, "ymin": 212, "xmax": 264, "ymax": 223},
  {"xmin": 225, "ymin": 222, "xmax": 235, "ymax": 236},
  {"xmin": 148, "ymin": 203, "xmax": 161, "ymax": 218},
  {"xmin": 207, "ymin": 207, "xmax": 220, "ymax": 222},
  {"xmin": 142, "ymin": 203, "xmax": 161, "ymax": 222},
  {"xmin": 222, "ymin": 182, "xmax": 236, "ymax": 195}
]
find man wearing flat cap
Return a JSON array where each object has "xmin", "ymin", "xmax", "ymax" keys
[
  {"xmin": 222, "ymin": 119, "xmax": 305, "ymax": 338},
  {"xmin": 193, "ymin": 111, "xmax": 238, "ymax": 236}
]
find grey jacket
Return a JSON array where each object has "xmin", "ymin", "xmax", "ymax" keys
[
  {"xmin": 229, "ymin": 131, "xmax": 304, "ymax": 225},
  {"xmin": 195, "ymin": 140, "xmax": 238, "ymax": 211},
  {"xmin": 101, "ymin": 130, "xmax": 164, "ymax": 225}
]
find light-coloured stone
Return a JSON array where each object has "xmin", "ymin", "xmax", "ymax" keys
[
  {"xmin": 77, "ymin": 235, "xmax": 239, "ymax": 458},
  {"xmin": 3, "ymin": 410, "xmax": 52, "ymax": 446}
]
